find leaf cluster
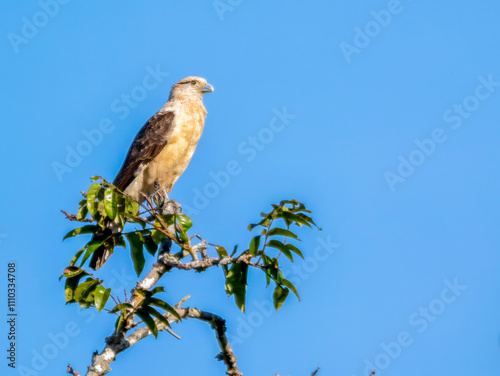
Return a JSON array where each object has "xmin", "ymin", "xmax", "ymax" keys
[
  {"xmin": 61, "ymin": 178, "xmax": 320, "ymax": 337},
  {"xmin": 223, "ymin": 199, "xmax": 320, "ymax": 312},
  {"xmin": 110, "ymin": 286, "xmax": 181, "ymax": 337}
]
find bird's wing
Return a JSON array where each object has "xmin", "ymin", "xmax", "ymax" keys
[{"xmin": 113, "ymin": 111, "xmax": 175, "ymax": 191}]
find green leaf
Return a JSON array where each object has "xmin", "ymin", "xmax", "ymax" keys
[
  {"xmin": 286, "ymin": 244, "xmax": 304, "ymax": 259},
  {"xmin": 96, "ymin": 187, "xmax": 106, "ymax": 219},
  {"xmin": 158, "ymin": 214, "xmax": 175, "ymax": 227},
  {"xmin": 273, "ymin": 285, "xmax": 289, "ymax": 311},
  {"xmin": 135, "ymin": 308, "xmax": 158, "ymax": 338},
  {"xmin": 215, "ymin": 245, "xmax": 228, "ymax": 258},
  {"xmin": 280, "ymin": 199, "xmax": 299, "ymax": 206},
  {"xmin": 126, "ymin": 197, "xmax": 140, "ymax": 216},
  {"xmin": 115, "ymin": 313, "xmax": 125, "ymax": 330},
  {"xmin": 267, "ymin": 227, "xmax": 299, "ymax": 240},
  {"xmin": 174, "ymin": 214, "xmax": 190, "ymax": 244},
  {"xmin": 151, "ymin": 229, "xmax": 166, "ymax": 245},
  {"xmin": 175, "ymin": 213, "xmax": 192, "ymax": 232},
  {"xmin": 280, "ymin": 211, "xmax": 311, "ymax": 228},
  {"xmin": 68, "ymin": 245, "xmax": 85, "ymax": 265},
  {"xmin": 215, "ymin": 246, "xmax": 229, "ymax": 275},
  {"xmin": 62, "ymin": 266, "xmax": 86, "ymax": 278},
  {"xmin": 134, "ymin": 288, "xmax": 148, "ymax": 297},
  {"xmin": 125, "ymin": 232, "xmax": 145, "ymax": 276},
  {"xmin": 261, "ymin": 254, "xmax": 273, "ymax": 287},
  {"xmin": 247, "ymin": 217, "xmax": 271, "ymax": 232},
  {"xmin": 74, "ymin": 279, "xmax": 99, "ymax": 302},
  {"xmin": 122, "ymin": 213, "xmax": 147, "ymax": 229},
  {"xmin": 63, "ymin": 225, "xmax": 99, "ymax": 241},
  {"xmin": 247, "ymin": 223, "xmax": 257, "ymax": 231},
  {"xmin": 296, "ymin": 213, "xmax": 320, "ymax": 229},
  {"xmin": 267, "ymin": 240, "xmax": 293, "ymax": 262},
  {"xmin": 80, "ymin": 239, "xmax": 105, "ymax": 266},
  {"xmin": 77, "ymin": 199, "xmax": 88, "ymax": 221},
  {"xmin": 225, "ymin": 262, "xmax": 248, "ymax": 312},
  {"xmin": 282, "ymin": 278, "xmax": 300, "ymax": 301},
  {"xmin": 93, "ymin": 286, "xmax": 111, "ymax": 312},
  {"xmin": 104, "ymin": 188, "xmax": 118, "ymax": 220},
  {"xmin": 115, "ymin": 235, "xmax": 126, "ymax": 249},
  {"xmin": 86, "ymin": 183, "xmax": 101, "ymax": 217},
  {"xmin": 64, "ymin": 273, "xmax": 88, "ymax": 303},
  {"xmin": 150, "ymin": 286, "xmax": 165, "ymax": 295},
  {"xmin": 140, "ymin": 233, "xmax": 158, "ymax": 256},
  {"xmin": 149, "ymin": 297, "xmax": 181, "ymax": 321},
  {"xmin": 143, "ymin": 306, "xmax": 171, "ymax": 328},
  {"xmin": 109, "ymin": 303, "xmax": 133, "ymax": 314},
  {"xmin": 249, "ymin": 236, "xmax": 260, "ymax": 256}
]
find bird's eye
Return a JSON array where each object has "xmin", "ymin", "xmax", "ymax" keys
[{"xmin": 191, "ymin": 80, "xmax": 197, "ymax": 85}]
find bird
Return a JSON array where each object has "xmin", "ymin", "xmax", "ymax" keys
[{"xmin": 89, "ymin": 76, "xmax": 214, "ymax": 270}]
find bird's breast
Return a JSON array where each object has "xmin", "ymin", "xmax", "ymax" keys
[{"xmin": 145, "ymin": 104, "xmax": 206, "ymax": 193}]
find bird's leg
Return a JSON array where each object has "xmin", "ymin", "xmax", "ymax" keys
[
  {"xmin": 152, "ymin": 179, "xmax": 169, "ymax": 209},
  {"xmin": 151, "ymin": 181, "xmax": 198, "ymax": 261}
]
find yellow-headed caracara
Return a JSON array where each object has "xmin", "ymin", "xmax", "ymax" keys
[{"xmin": 90, "ymin": 76, "xmax": 214, "ymax": 270}]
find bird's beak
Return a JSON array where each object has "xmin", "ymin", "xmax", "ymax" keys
[{"xmin": 201, "ymin": 83, "xmax": 214, "ymax": 93}]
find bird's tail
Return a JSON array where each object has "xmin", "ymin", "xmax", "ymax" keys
[
  {"xmin": 89, "ymin": 244, "xmax": 112, "ymax": 270},
  {"xmin": 89, "ymin": 221, "xmax": 120, "ymax": 270}
]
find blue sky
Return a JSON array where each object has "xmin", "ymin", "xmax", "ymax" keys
[{"xmin": 1, "ymin": 1, "xmax": 500, "ymax": 375}]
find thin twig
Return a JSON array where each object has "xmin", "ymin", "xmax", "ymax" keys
[
  {"xmin": 61, "ymin": 210, "xmax": 94, "ymax": 223},
  {"xmin": 109, "ymin": 295, "xmax": 119, "ymax": 306},
  {"xmin": 67, "ymin": 364, "xmax": 81, "ymax": 376},
  {"xmin": 179, "ymin": 308, "xmax": 242, "ymax": 376}
]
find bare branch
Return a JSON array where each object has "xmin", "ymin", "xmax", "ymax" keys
[
  {"xmin": 115, "ymin": 304, "xmax": 242, "ymax": 376},
  {"xmin": 61, "ymin": 210, "xmax": 94, "ymax": 223},
  {"xmin": 159, "ymin": 252, "xmax": 260, "ymax": 272},
  {"xmin": 67, "ymin": 364, "xmax": 81, "ymax": 376},
  {"xmin": 179, "ymin": 308, "xmax": 242, "ymax": 376}
]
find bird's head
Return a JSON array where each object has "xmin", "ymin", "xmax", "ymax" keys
[{"xmin": 169, "ymin": 76, "xmax": 214, "ymax": 101}]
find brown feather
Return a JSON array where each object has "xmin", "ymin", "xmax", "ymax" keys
[{"xmin": 113, "ymin": 111, "xmax": 175, "ymax": 191}]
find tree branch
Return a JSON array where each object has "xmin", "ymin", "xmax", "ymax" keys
[
  {"xmin": 84, "ymin": 296, "xmax": 190, "ymax": 376},
  {"xmin": 61, "ymin": 210, "xmax": 94, "ymax": 223},
  {"xmin": 68, "ymin": 197, "xmax": 300, "ymax": 376},
  {"xmin": 178, "ymin": 308, "xmax": 242, "ymax": 376},
  {"xmin": 159, "ymin": 251, "xmax": 259, "ymax": 272},
  {"xmin": 67, "ymin": 364, "xmax": 81, "ymax": 376}
]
